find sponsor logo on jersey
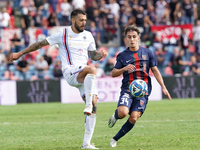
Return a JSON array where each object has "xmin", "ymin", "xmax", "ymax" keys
[
  {"xmin": 142, "ymin": 55, "xmax": 147, "ymax": 60},
  {"xmin": 126, "ymin": 59, "xmax": 131, "ymax": 63},
  {"xmin": 138, "ymin": 107, "xmax": 143, "ymax": 109},
  {"xmin": 140, "ymin": 100, "xmax": 145, "ymax": 106},
  {"xmin": 78, "ymin": 49, "xmax": 83, "ymax": 55},
  {"xmin": 69, "ymin": 43, "xmax": 87, "ymax": 46}
]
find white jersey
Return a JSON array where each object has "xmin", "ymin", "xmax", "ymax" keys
[{"xmin": 46, "ymin": 26, "xmax": 96, "ymax": 71}]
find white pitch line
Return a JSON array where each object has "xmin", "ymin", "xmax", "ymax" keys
[{"xmin": 0, "ymin": 122, "xmax": 69, "ymax": 125}]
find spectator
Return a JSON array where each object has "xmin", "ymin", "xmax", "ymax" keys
[
  {"xmin": 103, "ymin": 8, "xmax": 117, "ymax": 43},
  {"xmin": 179, "ymin": 28, "xmax": 190, "ymax": 61},
  {"xmin": 92, "ymin": 8, "xmax": 102, "ymax": 28},
  {"xmin": 155, "ymin": 0, "xmax": 167, "ymax": 25},
  {"xmin": 155, "ymin": 47, "xmax": 166, "ymax": 75},
  {"xmin": 0, "ymin": 7, "xmax": 11, "ymax": 28},
  {"xmin": 20, "ymin": 0, "xmax": 35, "ymax": 16},
  {"xmin": 43, "ymin": 49, "xmax": 52, "ymax": 66},
  {"xmin": 34, "ymin": 0, "xmax": 44, "ymax": 9},
  {"xmin": 147, "ymin": 5, "xmax": 157, "ymax": 25},
  {"xmin": 24, "ymin": 53, "xmax": 35, "ymax": 65},
  {"xmin": 0, "ymin": 48, "xmax": 7, "ymax": 66},
  {"xmin": 35, "ymin": 55, "xmax": 48, "ymax": 79},
  {"xmin": 132, "ymin": 0, "xmax": 139, "ymax": 16},
  {"xmin": 60, "ymin": 0, "xmax": 71, "ymax": 26},
  {"xmin": 99, "ymin": 0, "xmax": 108, "ymax": 19},
  {"xmin": 22, "ymin": 29, "xmax": 30, "ymax": 49},
  {"xmin": 171, "ymin": 48, "xmax": 189, "ymax": 75},
  {"xmin": 191, "ymin": 0, "xmax": 198, "ymax": 23},
  {"xmin": 21, "ymin": 9, "xmax": 33, "ymax": 29},
  {"xmin": 190, "ymin": 55, "xmax": 199, "ymax": 75},
  {"xmin": 105, "ymin": 57, "xmax": 115, "ymax": 75},
  {"xmin": 195, "ymin": 39, "xmax": 200, "ymax": 62},
  {"xmin": 88, "ymin": 21, "xmax": 101, "ymax": 47},
  {"xmin": 182, "ymin": 0, "xmax": 194, "ymax": 24},
  {"xmin": 72, "ymin": 0, "xmax": 86, "ymax": 10},
  {"xmin": 120, "ymin": 1, "xmax": 133, "ymax": 27},
  {"xmin": 107, "ymin": 0, "xmax": 120, "ymax": 23},
  {"xmin": 160, "ymin": 3, "xmax": 171, "ymax": 25},
  {"xmin": 173, "ymin": 0, "xmax": 184, "ymax": 24},
  {"xmin": 169, "ymin": 0, "xmax": 179, "ymax": 24},
  {"xmin": 10, "ymin": 33, "xmax": 22, "ymax": 53},
  {"xmin": 40, "ymin": 0, "xmax": 51, "ymax": 19},
  {"xmin": 139, "ymin": 0, "xmax": 149, "ymax": 12},
  {"xmin": 86, "ymin": 1, "xmax": 98, "ymax": 21},
  {"xmin": 133, "ymin": 6, "xmax": 145, "ymax": 27},
  {"xmin": 33, "ymin": 9, "xmax": 43, "ymax": 27},
  {"xmin": 53, "ymin": 60, "xmax": 63, "ymax": 78},
  {"xmin": 6, "ymin": 2, "xmax": 13, "ymax": 16},
  {"xmin": 17, "ymin": 56, "xmax": 29, "ymax": 79},
  {"xmin": 47, "ymin": 12, "xmax": 59, "ymax": 27}
]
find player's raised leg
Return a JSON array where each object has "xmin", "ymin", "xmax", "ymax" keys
[{"xmin": 77, "ymin": 66, "xmax": 97, "ymax": 115}]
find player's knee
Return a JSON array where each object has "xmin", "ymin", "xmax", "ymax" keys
[
  {"xmin": 85, "ymin": 66, "xmax": 96, "ymax": 74},
  {"xmin": 129, "ymin": 117, "xmax": 138, "ymax": 124},
  {"xmin": 118, "ymin": 109, "xmax": 128, "ymax": 118}
]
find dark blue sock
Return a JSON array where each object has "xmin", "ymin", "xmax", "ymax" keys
[
  {"xmin": 113, "ymin": 120, "xmax": 135, "ymax": 141},
  {"xmin": 114, "ymin": 109, "xmax": 120, "ymax": 119}
]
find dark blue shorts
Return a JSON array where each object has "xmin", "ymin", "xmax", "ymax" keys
[{"xmin": 117, "ymin": 91, "xmax": 149, "ymax": 115}]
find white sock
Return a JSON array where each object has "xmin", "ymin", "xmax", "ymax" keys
[
  {"xmin": 84, "ymin": 74, "xmax": 96, "ymax": 107},
  {"xmin": 83, "ymin": 114, "xmax": 97, "ymax": 145}
]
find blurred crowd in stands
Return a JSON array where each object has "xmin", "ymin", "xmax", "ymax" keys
[{"xmin": 1, "ymin": 0, "xmax": 200, "ymax": 81}]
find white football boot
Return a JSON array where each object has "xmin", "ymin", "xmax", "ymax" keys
[
  {"xmin": 83, "ymin": 104, "xmax": 92, "ymax": 115},
  {"xmin": 110, "ymin": 138, "xmax": 117, "ymax": 147},
  {"xmin": 108, "ymin": 114, "xmax": 118, "ymax": 128},
  {"xmin": 81, "ymin": 143, "xmax": 99, "ymax": 149}
]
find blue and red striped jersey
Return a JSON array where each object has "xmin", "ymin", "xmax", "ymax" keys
[{"xmin": 114, "ymin": 46, "xmax": 157, "ymax": 95}]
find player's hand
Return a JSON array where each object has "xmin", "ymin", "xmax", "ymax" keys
[
  {"xmin": 124, "ymin": 64, "xmax": 136, "ymax": 73},
  {"xmin": 162, "ymin": 88, "xmax": 172, "ymax": 100},
  {"xmin": 100, "ymin": 49, "xmax": 108, "ymax": 58},
  {"xmin": 9, "ymin": 52, "xmax": 22, "ymax": 62}
]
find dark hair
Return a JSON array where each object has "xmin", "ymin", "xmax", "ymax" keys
[
  {"xmin": 71, "ymin": 9, "xmax": 87, "ymax": 19},
  {"xmin": 124, "ymin": 25, "xmax": 140, "ymax": 36}
]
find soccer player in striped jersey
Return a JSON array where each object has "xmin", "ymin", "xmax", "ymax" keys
[
  {"xmin": 108, "ymin": 25, "xmax": 171, "ymax": 147},
  {"xmin": 10, "ymin": 9, "xmax": 108, "ymax": 149}
]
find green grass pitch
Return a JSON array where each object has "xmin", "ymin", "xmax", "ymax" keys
[{"xmin": 0, "ymin": 99, "xmax": 200, "ymax": 150}]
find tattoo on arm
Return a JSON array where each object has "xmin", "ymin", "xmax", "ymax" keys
[
  {"xmin": 89, "ymin": 50, "xmax": 102, "ymax": 61},
  {"xmin": 21, "ymin": 39, "xmax": 49, "ymax": 55}
]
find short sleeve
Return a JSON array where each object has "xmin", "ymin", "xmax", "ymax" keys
[
  {"xmin": 114, "ymin": 53, "xmax": 123, "ymax": 69},
  {"xmin": 46, "ymin": 29, "xmax": 63, "ymax": 46},
  {"xmin": 149, "ymin": 50, "xmax": 157, "ymax": 68}
]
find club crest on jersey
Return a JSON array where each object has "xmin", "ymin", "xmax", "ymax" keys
[
  {"xmin": 83, "ymin": 36, "xmax": 86, "ymax": 40},
  {"xmin": 78, "ymin": 49, "xmax": 83, "ymax": 55},
  {"xmin": 69, "ymin": 36, "xmax": 72, "ymax": 39},
  {"xmin": 140, "ymin": 100, "xmax": 145, "ymax": 106},
  {"xmin": 142, "ymin": 55, "xmax": 147, "ymax": 60}
]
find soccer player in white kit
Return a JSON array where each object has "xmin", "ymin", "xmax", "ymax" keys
[{"xmin": 10, "ymin": 9, "xmax": 108, "ymax": 149}]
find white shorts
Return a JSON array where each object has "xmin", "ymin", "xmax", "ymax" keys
[{"xmin": 62, "ymin": 65, "xmax": 98, "ymax": 99}]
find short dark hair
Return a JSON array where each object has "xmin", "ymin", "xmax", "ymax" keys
[
  {"xmin": 71, "ymin": 9, "xmax": 87, "ymax": 19},
  {"xmin": 124, "ymin": 25, "xmax": 140, "ymax": 36}
]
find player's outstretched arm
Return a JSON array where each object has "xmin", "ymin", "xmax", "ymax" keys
[
  {"xmin": 151, "ymin": 66, "xmax": 172, "ymax": 100},
  {"xmin": 110, "ymin": 64, "xmax": 136, "ymax": 77},
  {"xmin": 10, "ymin": 39, "xmax": 49, "ymax": 61},
  {"xmin": 88, "ymin": 49, "xmax": 108, "ymax": 61}
]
